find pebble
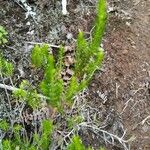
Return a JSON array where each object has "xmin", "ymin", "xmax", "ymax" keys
[
  {"xmin": 66, "ymin": 32, "xmax": 73, "ymax": 40},
  {"xmin": 122, "ymin": 50, "xmax": 128, "ymax": 54}
]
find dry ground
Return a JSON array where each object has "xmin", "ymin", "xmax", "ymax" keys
[{"xmin": 88, "ymin": 0, "xmax": 150, "ymax": 149}]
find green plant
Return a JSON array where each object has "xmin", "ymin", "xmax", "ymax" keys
[
  {"xmin": 13, "ymin": 80, "xmax": 41, "ymax": 109},
  {"xmin": 67, "ymin": 136, "xmax": 105, "ymax": 150},
  {"xmin": 2, "ymin": 119, "xmax": 53, "ymax": 150},
  {"xmin": 31, "ymin": 0, "xmax": 107, "ymax": 108},
  {"xmin": 74, "ymin": 0, "xmax": 107, "ymax": 79},
  {"xmin": 0, "ymin": 25, "xmax": 8, "ymax": 45},
  {"xmin": 0, "ymin": 120, "xmax": 9, "ymax": 132},
  {"xmin": 0, "ymin": 54, "xmax": 14, "ymax": 77},
  {"xmin": 90, "ymin": 0, "xmax": 107, "ymax": 49},
  {"xmin": 0, "ymin": 26, "xmax": 13, "ymax": 77},
  {"xmin": 66, "ymin": 135, "xmax": 86, "ymax": 150},
  {"xmin": 31, "ymin": 44, "xmax": 64, "ymax": 108},
  {"xmin": 2, "ymin": 124, "xmax": 28, "ymax": 150},
  {"xmin": 32, "ymin": 119, "xmax": 53, "ymax": 149},
  {"xmin": 31, "ymin": 44, "xmax": 49, "ymax": 68},
  {"xmin": 65, "ymin": 0, "xmax": 106, "ymax": 101},
  {"xmin": 40, "ymin": 53, "xmax": 64, "ymax": 108}
]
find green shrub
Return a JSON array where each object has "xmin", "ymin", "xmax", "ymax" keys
[
  {"xmin": 32, "ymin": 119, "xmax": 53, "ymax": 149},
  {"xmin": 31, "ymin": 0, "xmax": 107, "ymax": 108},
  {"xmin": 13, "ymin": 80, "xmax": 41, "ymax": 109},
  {"xmin": 75, "ymin": 0, "xmax": 107, "ymax": 78},
  {"xmin": 39, "ymin": 52, "xmax": 64, "ymax": 108},
  {"xmin": 2, "ymin": 120, "xmax": 53, "ymax": 150},
  {"xmin": 90, "ymin": 0, "xmax": 107, "ymax": 49}
]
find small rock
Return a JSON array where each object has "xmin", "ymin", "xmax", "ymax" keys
[
  {"xmin": 122, "ymin": 50, "xmax": 128, "ymax": 54},
  {"xmin": 66, "ymin": 68, "xmax": 74, "ymax": 76},
  {"xmin": 126, "ymin": 22, "xmax": 131, "ymax": 26},
  {"xmin": 26, "ymin": 22, "xmax": 31, "ymax": 26},
  {"xmin": 66, "ymin": 32, "xmax": 73, "ymax": 40}
]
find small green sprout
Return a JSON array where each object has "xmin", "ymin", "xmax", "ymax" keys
[
  {"xmin": 0, "ymin": 54, "xmax": 14, "ymax": 77},
  {"xmin": 0, "ymin": 120, "xmax": 9, "ymax": 131},
  {"xmin": 67, "ymin": 136, "xmax": 86, "ymax": 150},
  {"xmin": 13, "ymin": 80, "xmax": 41, "ymax": 109},
  {"xmin": 0, "ymin": 25, "xmax": 8, "ymax": 45}
]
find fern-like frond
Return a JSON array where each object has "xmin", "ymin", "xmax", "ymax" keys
[
  {"xmin": 65, "ymin": 76, "xmax": 78, "ymax": 102},
  {"xmin": 40, "ymin": 55, "xmax": 64, "ymax": 107},
  {"xmin": 75, "ymin": 31, "xmax": 90, "ymax": 77},
  {"xmin": 0, "ymin": 54, "xmax": 14, "ymax": 77},
  {"xmin": 67, "ymin": 135, "xmax": 86, "ymax": 150},
  {"xmin": 31, "ymin": 44, "xmax": 49, "ymax": 68},
  {"xmin": 90, "ymin": 0, "xmax": 107, "ymax": 50}
]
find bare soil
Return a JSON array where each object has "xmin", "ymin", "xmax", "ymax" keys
[
  {"xmin": 0, "ymin": 0, "xmax": 149, "ymax": 149},
  {"xmin": 88, "ymin": 0, "xmax": 150, "ymax": 149}
]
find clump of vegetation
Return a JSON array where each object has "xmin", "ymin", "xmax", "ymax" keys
[
  {"xmin": 0, "ymin": 26, "xmax": 13, "ymax": 77},
  {"xmin": 66, "ymin": 135, "xmax": 88, "ymax": 150},
  {"xmin": 0, "ymin": 26, "xmax": 8, "ymax": 45},
  {"xmin": 75, "ymin": 0, "xmax": 107, "ymax": 79},
  {"xmin": 13, "ymin": 80, "xmax": 41, "ymax": 109},
  {"xmin": 0, "ymin": 0, "xmax": 107, "ymax": 149},
  {"xmin": 31, "ymin": 0, "xmax": 107, "ymax": 108},
  {"xmin": 0, "ymin": 54, "xmax": 14, "ymax": 77},
  {"xmin": 1, "ymin": 120, "xmax": 53, "ymax": 150}
]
